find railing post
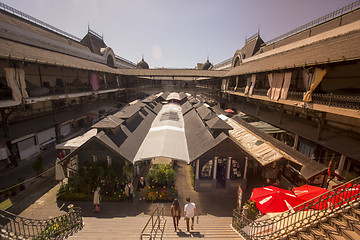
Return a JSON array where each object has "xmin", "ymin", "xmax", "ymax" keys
[{"xmin": 328, "ymin": 93, "xmax": 333, "ymax": 106}]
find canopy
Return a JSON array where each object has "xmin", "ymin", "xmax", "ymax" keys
[{"xmin": 134, "ymin": 103, "xmax": 190, "ymax": 163}]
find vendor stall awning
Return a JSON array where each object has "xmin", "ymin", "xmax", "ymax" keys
[
  {"xmin": 225, "ymin": 117, "xmax": 299, "ymax": 166},
  {"xmin": 249, "ymin": 121, "xmax": 286, "ymax": 134}
]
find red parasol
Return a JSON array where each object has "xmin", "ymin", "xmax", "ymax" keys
[
  {"xmin": 293, "ymin": 185, "xmax": 329, "ymax": 210},
  {"xmin": 293, "ymin": 185, "xmax": 328, "ymax": 201},
  {"xmin": 335, "ymin": 183, "xmax": 360, "ymax": 203},
  {"xmin": 250, "ymin": 186, "xmax": 305, "ymax": 214},
  {"xmin": 224, "ymin": 109, "xmax": 235, "ymax": 114}
]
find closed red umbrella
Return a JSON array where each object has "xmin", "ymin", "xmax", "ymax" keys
[{"xmin": 250, "ymin": 186, "xmax": 305, "ymax": 214}]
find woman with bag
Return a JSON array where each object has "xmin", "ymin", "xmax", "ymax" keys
[
  {"xmin": 93, "ymin": 187, "xmax": 101, "ymax": 212},
  {"xmin": 124, "ymin": 182, "xmax": 134, "ymax": 203},
  {"xmin": 171, "ymin": 199, "xmax": 182, "ymax": 231}
]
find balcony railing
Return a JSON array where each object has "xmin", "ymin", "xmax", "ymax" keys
[
  {"xmin": 0, "ymin": 2, "xmax": 82, "ymax": 42},
  {"xmin": 0, "ymin": 206, "xmax": 83, "ymax": 239},
  {"xmin": 232, "ymin": 176, "xmax": 360, "ymax": 239},
  {"xmin": 265, "ymin": 1, "xmax": 360, "ymax": 45},
  {"xmin": 228, "ymin": 87, "xmax": 360, "ymax": 110}
]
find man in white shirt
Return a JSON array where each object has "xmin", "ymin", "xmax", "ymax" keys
[{"xmin": 184, "ymin": 197, "xmax": 197, "ymax": 232}]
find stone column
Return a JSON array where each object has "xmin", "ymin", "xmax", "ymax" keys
[
  {"xmin": 336, "ymin": 154, "xmax": 346, "ymax": 175},
  {"xmin": 195, "ymin": 159, "xmax": 200, "ymax": 180},
  {"xmin": 226, "ymin": 157, "xmax": 232, "ymax": 179},
  {"xmin": 293, "ymin": 134, "xmax": 299, "ymax": 150},
  {"xmin": 213, "ymin": 157, "xmax": 218, "ymax": 180},
  {"xmin": 243, "ymin": 157, "xmax": 248, "ymax": 180}
]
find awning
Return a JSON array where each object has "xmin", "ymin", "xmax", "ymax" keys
[
  {"xmin": 56, "ymin": 129, "xmax": 97, "ymax": 151},
  {"xmin": 249, "ymin": 121, "xmax": 286, "ymax": 134},
  {"xmin": 134, "ymin": 103, "xmax": 190, "ymax": 163},
  {"xmin": 225, "ymin": 117, "xmax": 299, "ymax": 166}
]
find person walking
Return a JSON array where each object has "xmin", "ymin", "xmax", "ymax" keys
[
  {"xmin": 137, "ymin": 176, "xmax": 146, "ymax": 200},
  {"xmin": 124, "ymin": 182, "xmax": 134, "ymax": 203},
  {"xmin": 184, "ymin": 197, "xmax": 197, "ymax": 232},
  {"xmin": 171, "ymin": 199, "xmax": 182, "ymax": 232},
  {"xmin": 93, "ymin": 187, "xmax": 101, "ymax": 212}
]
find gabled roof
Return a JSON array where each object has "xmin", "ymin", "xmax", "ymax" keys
[
  {"xmin": 60, "ymin": 130, "xmax": 131, "ymax": 166},
  {"xmin": 56, "ymin": 129, "xmax": 98, "ymax": 151},
  {"xmin": 117, "ymin": 107, "xmax": 156, "ymax": 162},
  {"xmin": 206, "ymin": 117, "xmax": 233, "ymax": 130},
  {"xmin": 196, "ymin": 105, "xmax": 217, "ymax": 121},
  {"xmin": 181, "ymin": 101, "xmax": 193, "ymax": 115},
  {"xmin": 184, "ymin": 108, "xmax": 228, "ymax": 161},
  {"xmin": 113, "ymin": 104, "xmax": 141, "ymax": 119},
  {"xmin": 92, "ymin": 115, "xmax": 124, "ymax": 129}
]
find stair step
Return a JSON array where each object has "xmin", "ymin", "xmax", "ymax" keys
[
  {"xmin": 353, "ymin": 224, "xmax": 360, "ymax": 235},
  {"xmin": 298, "ymin": 231, "xmax": 313, "ymax": 240},
  {"xmin": 309, "ymin": 227, "xmax": 328, "ymax": 238},
  {"xmin": 341, "ymin": 229, "xmax": 360, "ymax": 240},
  {"xmin": 341, "ymin": 213, "xmax": 359, "ymax": 226},
  {"xmin": 329, "ymin": 233, "xmax": 347, "ymax": 240},
  {"xmin": 350, "ymin": 208, "xmax": 360, "ymax": 219},
  {"xmin": 329, "ymin": 218, "xmax": 349, "ymax": 230},
  {"xmin": 320, "ymin": 222, "xmax": 338, "ymax": 233}
]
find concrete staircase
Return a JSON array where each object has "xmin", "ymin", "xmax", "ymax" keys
[
  {"xmin": 284, "ymin": 203, "xmax": 360, "ymax": 240},
  {"xmin": 68, "ymin": 215, "xmax": 241, "ymax": 239}
]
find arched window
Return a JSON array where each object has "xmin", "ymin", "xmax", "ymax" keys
[
  {"xmin": 201, "ymin": 160, "xmax": 213, "ymax": 179},
  {"xmin": 107, "ymin": 55, "xmax": 114, "ymax": 67},
  {"xmin": 234, "ymin": 56, "xmax": 240, "ymax": 67}
]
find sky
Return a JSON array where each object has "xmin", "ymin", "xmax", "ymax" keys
[{"xmin": 1, "ymin": 0, "xmax": 356, "ymax": 68}]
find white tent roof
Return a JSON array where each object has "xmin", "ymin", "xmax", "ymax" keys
[{"xmin": 134, "ymin": 103, "xmax": 190, "ymax": 163}]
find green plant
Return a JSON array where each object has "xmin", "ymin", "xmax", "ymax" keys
[
  {"xmin": 244, "ymin": 200, "xmax": 260, "ymax": 220},
  {"xmin": 189, "ymin": 165, "xmax": 194, "ymax": 188},
  {"xmin": 57, "ymin": 160, "xmax": 130, "ymax": 201},
  {"xmin": 146, "ymin": 164, "xmax": 176, "ymax": 188}
]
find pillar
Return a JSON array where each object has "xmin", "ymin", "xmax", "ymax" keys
[
  {"xmin": 213, "ymin": 157, "xmax": 218, "ymax": 180},
  {"xmin": 336, "ymin": 154, "xmax": 346, "ymax": 176},
  {"xmin": 293, "ymin": 134, "xmax": 299, "ymax": 150},
  {"xmin": 243, "ymin": 157, "xmax": 248, "ymax": 180},
  {"xmin": 226, "ymin": 157, "xmax": 232, "ymax": 179},
  {"xmin": 195, "ymin": 159, "xmax": 199, "ymax": 180}
]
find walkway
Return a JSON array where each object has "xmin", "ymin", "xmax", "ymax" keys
[{"xmin": 16, "ymin": 161, "xmax": 241, "ymax": 239}]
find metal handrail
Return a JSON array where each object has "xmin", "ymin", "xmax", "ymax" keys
[
  {"xmin": 0, "ymin": 2, "xmax": 82, "ymax": 42},
  {"xmin": 213, "ymin": 58, "xmax": 233, "ymax": 69},
  {"xmin": 115, "ymin": 54, "xmax": 137, "ymax": 66},
  {"xmin": 245, "ymin": 32, "xmax": 260, "ymax": 44},
  {"xmin": 0, "ymin": 206, "xmax": 83, "ymax": 239},
  {"xmin": 265, "ymin": 1, "xmax": 360, "ymax": 45},
  {"xmin": 232, "ymin": 176, "xmax": 360, "ymax": 239},
  {"xmin": 140, "ymin": 204, "xmax": 166, "ymax": 240}
]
